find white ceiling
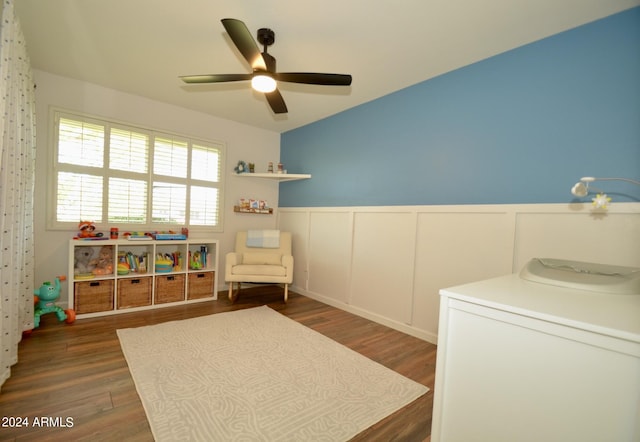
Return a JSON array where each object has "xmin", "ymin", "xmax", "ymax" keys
[{"xmin": 14, "ymin": 0, "xmax": 640, "ymax": 133}]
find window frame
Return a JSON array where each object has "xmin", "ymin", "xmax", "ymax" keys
[{"xmin": 47, "ymin": 108, "xmax": 225, "ymax": 233}]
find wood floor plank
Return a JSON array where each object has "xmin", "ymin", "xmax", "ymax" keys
[{"xmin": 0, "ymin": 287, "xmax": 435, "ymax": 441}]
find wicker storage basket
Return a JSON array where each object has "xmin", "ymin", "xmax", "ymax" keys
[
  {"xmin": 75, "ymin": 280, "xmax": 114, "ymax": 314},
  {"xmin": 155, "ymin": 274, "xmax": 185, "ymax": 304},
  {"xmin": 117, "ymin": 277, "xmax": 152, "ymax": 309},
  {"xmin": 188, "ymin": 272, "xmax": 214, "ymax": 300}
]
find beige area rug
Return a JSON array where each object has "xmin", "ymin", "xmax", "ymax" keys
[{"xmin": 117, "ymin": 306, "xmax": 428, "ymax": 441}]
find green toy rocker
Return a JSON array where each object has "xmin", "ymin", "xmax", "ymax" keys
[{"xmin": 33, "ymin": 276, "xmax": 76, "ymax": 328}]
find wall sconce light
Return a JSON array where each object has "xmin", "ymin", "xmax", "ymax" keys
[{"xmin": 571, "ymin": 176, "xmax": 640, "ymax": 209}]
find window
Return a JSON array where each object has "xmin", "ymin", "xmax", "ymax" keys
[{"xmin": 50, "ymin": 110, "xmax": 224, "ymax": 231}]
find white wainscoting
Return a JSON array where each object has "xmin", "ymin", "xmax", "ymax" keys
[{"xmin": 278, "ymin": 203, "xmax": 640, "ymax": 344}]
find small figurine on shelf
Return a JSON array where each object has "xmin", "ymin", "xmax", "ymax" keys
[
  {"xmin": 239, "ymin": 198, "xmax": 250, "ymax": 210},
  {"xmin": 190, "ymin": 251, "xmax": 203, "ymax": 270},
  {"xmin": 234, "ymin": 160, "xmax": 248, "ymax": 174},
  {"xmin": 248, "ymin": 163, "xmax": 255, "ymax": 173},
  {"xmin": 268, "ymin": 162, "xmax": 274, "ymax": 173},
  {"xmin": 77, "ymin": 220, "xmax": 103, "ymax": 239}
]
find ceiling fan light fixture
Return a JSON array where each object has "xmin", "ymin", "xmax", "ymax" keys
[
  {"xmin": 251, "ymin": 73, "xmax": 277, "ymax": 93},
  {"xmin": 181, "ymin": 19, "xmax": 352, "ymax": 114}
]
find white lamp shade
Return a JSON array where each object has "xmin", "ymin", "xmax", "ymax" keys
[{"xmin": 571, "ymin": 182, "xmax": 588, "ymax": 197}]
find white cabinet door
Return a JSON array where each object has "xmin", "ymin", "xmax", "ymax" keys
[{"xmin": 432, "ymin": 297, "xmax": 640, "ymax": 442}]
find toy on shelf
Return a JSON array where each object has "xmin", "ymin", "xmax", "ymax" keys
[
  {"xmin": 76, "ymin": 220, "xmax": 104, "ymax": 239},
  {"xmin": 189, "ymin": 247, "xmax": 208, "ymax": 270},
  {"xmin": 34, "ymin": 276, "xmax": 75, "ymax": 328},
  {"xmin": 234, "ymin": 198, "xmax": 272, "ymax": 214},
  {"xmin": 74, "ymin": 247, "xmax": 95, "ymax": 275},
  {"xmin": 91, "ymin": 245, "xmax": 114, "ymax": 276},
  {"xmin": 122, "ymin": 231, "xmax": 153, "ymax": 240},
  {"xmin": 234, "ymin": 160, "xmax": 248, "ymax": 174}
]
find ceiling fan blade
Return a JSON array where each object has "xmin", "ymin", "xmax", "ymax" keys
[
  {"xmin": 265, "ymin": 89, "xmax": 288, "ymax": 114},
  {"xmin": 180, "ymin": 74, "xmax": 252, "ymax": 84},
  {"xmin": 276, "ymin": 73, "xmax": 352, "ymax": 86},
  {"xmin": 221, "ymin": 18, "xmax": 266, "ymax": 70}
]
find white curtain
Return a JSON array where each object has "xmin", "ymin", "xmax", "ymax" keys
[{"xmin": 0, "ymin": 0, "xmax": 36, "ymax": 389}]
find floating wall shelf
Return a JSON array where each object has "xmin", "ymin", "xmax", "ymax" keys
[
  {"xmin": 235, "ymin": 173, "xmax": 311, "ymax": 182},
  {"xmin": 233, "ymin": 206, "xmax": 273, "ymax": 215}
]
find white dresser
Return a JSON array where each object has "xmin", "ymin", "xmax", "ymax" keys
[{"xmin": 431, "ymin": 271, "xmax": 640, "ymax": 442}]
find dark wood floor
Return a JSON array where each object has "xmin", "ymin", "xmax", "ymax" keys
[{"xmin": 0, "ymin": 286, "xmax": 436, "ymax": 441}]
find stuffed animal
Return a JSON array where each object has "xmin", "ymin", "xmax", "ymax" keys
[
  {"xmin": 74, "ymin": 247, "xmax": 95, "ymax": 274},
  {"xmin": 91, "ymin": 246, "xmax": 114, "ymax": 275},
  {"xmin": 77, "ymin": 220, "xmax": 103, "ymax": 238}
]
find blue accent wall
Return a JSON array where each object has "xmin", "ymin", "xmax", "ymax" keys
[{"xmin": 280, "ymin": 7, "xmax": 640, "ymax": 207}]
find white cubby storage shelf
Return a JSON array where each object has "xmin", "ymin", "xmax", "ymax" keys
[{"xmin": 68, "ymin": 238, "xmax": 218, "ymax": 318}]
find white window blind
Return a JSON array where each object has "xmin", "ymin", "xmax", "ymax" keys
[
  {"xmin": 152, "ymin": 182, "xmax": 186, "ymax": 224},
  {"xmin": 51, "ymin": 110, "xmax": 225, "ymax": 231},
  {"xmin": 154, "ymin": 137, "xmax": 187, "ymax": 178},
  {"xmin": 57, "ymin": 118, "xmax": 105, "ymax": 167},
  {"xmin": 109, "ymin": 127, "xmax": 149, "ymax": 173},
  {"xmin": 108, "ymin": 178, "xmax": 148, "ymax": 224},
  {"xmin": 56, "ymin": 172, "xmax": 103, "ymax": 222},
  {"xmin": 191, "ymin": 144, "xmax": 221, "ymax": 182},
  {"xmin": 190, "ymin": 186, "xmax": 219, "ymax": 226}
]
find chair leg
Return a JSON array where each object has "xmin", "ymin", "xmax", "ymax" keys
[
  {"xmin": 283, "ymin": 284, "xmax": 288, "ymax": 303},
  {"xmin": 229, "ymin": 282, "xmax": 240, "ymax": 303}
]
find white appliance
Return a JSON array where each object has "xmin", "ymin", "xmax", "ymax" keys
[{"xmin": 431, "ymin": 259, "xmax": 640, "ymax": 442}]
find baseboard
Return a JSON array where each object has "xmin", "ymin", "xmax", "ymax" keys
[{"xmin": 291, "ymin": 284, "xmax": 438, "ymax": 345}]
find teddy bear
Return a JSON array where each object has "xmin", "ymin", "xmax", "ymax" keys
[
  {"xmin": 91, "ymin": 246, "xmax": 114, "ymax": 276},
  {"xmin": 74, "ymin": 247, "xmax": 95, "ymax": 274}
]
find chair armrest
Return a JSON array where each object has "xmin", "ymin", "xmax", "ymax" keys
[
  {"xmin": 225, "ymin": 252, "xmax": 241, "ymax": 281},
  {"xmin": 226, "ymin": 252, "xmax": 241, "ymax": 266},
  {"xmin": 282, "ymin": 255, "xmax": 294, "ymax": 280}
]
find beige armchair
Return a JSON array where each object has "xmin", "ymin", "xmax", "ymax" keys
[{"xmin": 225, "ymin": 231, "xmax": 294, "ymax": 302}]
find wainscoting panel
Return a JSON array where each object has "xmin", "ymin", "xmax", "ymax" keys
[
  {"xmin": 412, "ymin": 211, "xmax": 515, "ymax": 337},
  {"xmin": 350, "ymin": 212, "xmax": 417, "ymax": 325},
  {"xmin": 278, "ymin": 203, "xmax": 640, "ymax": 343},
  {"xmin": 308, "ymin": 211, "xmax": 353, "ymax": 303},
  {"xmin": 277, "ymin": 210, "xmax": 309, "ymax": 290},
  {"xmin": 513, "ymin": 211, "xmax": 640, "ymax": 271}
]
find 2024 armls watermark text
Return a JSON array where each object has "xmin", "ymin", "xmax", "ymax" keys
[{"xmin": 2, "ymin": 416, "xmax": 74, "ymax": 428}]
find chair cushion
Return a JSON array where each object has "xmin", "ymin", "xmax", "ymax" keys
[
  {"xmin": 242, "ymin": 252, "xmax": 282, "ymax": 265},
  {"xmin": 231, "ymin": 264, "xmax": 286, "ymax": 277}
]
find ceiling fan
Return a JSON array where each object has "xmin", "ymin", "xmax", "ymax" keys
[{"xmin": 180, "ymin": 18, "xmax": 352, "ymax": 114}]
